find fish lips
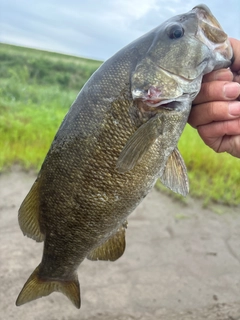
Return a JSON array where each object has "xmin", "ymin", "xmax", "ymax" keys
[{"xmin": 192, "ymin": 4, "xmax": 233, "ymax": 65}]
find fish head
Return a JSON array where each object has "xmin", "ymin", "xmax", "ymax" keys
[{"xmin": 131, "ymin": 4, "xmax": 233, "ymax": 107}]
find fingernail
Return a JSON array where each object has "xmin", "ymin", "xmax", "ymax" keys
[
  {"xmin": 224, "ymin": 83, "xmax": 240, "ymax": 99},
  {"xmin": 229, "ymin": 101, "xmax": 240, "ymax": 115}
]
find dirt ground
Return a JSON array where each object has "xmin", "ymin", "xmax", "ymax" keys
[{"xmin": 1, "ymin": 167, "xmax": 240, "ymax": 320}]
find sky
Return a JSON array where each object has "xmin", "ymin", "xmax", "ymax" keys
[{"xmin": 0, "ymin": 0, "xmax": 239, "ymax": 61}]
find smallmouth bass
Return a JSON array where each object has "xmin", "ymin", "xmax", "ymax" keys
[{"xmin": 16, "ymin": 5, "xmax": 233, "ymax": 309}]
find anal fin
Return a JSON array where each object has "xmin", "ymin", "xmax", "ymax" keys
[
  {"xmin": 18, "ymin": 179, "xmax": 44, "ymax": 242},
  {"xmin": 16, "ymin": 265, "xmax": 81, "ymax": 309},
  {"xmin": 160, "ymin": 147, "xmax": 189, "ymax": 196},
  {"xmin": 87, "ymin": 222, "xmax": 127, "ymax": 261}
]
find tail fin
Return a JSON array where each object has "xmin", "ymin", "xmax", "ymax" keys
[{"xmin": 16, "ymin": 265, "xmax": 81, "ymax": 308}]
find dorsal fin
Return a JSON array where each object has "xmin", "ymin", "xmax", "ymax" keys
[
  {"xmin": 87, "ymin": 222, "xmax": 127, "ymax": 261},
  {"xmin": 160, "ymin": 148, "xmax": 189, "ymax": 196},
  {"xmin": 18, "ymin": 179, "xmax": 44, "ymax": 242}
]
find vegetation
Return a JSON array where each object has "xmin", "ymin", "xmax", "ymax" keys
[
  {"xmin": 0, "ymin": 43, "xmax": 101, "ymax": 170},
  {"xmin": 0, "ymin": 43, "xmax": 239, "ymax": 205}
]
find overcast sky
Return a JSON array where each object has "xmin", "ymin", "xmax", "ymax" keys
[{"xmin": 0, "ymin": 0, "xmax": 239, "ymax": 61}]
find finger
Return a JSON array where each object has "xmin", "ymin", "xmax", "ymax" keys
[
  {"xmin": 217, "ymin": 135, "xmax": 240, "ymax": 158},
  {"xmin": 202, "ymin": 68, "xmax": 233, "ymax": 83},
  {"xmin": 197, "ymin": 119, "xmax": 240, "ymax": 157},
  {"xmin": 193, "ymin": 81, "xmax": 240, "ymax": 105},
  {"xmin": 188, "ymin": 101, "xmax": 240, "ymax": 128},
  {"xmin": 230, "ymin": 38, "xmax": 240, "ymax": 72},
  {"xmin": 198, "ymin": 118, "xmax": 240, "ymax": 138}
]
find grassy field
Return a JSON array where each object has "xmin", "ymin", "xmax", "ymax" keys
[
  {"xmin": 1, "ymin": 43, "xmax": 239, "ymax": 205},
  {"xmin": 0, "ymin": 43, "xmax": 101, "ymax": 169}
]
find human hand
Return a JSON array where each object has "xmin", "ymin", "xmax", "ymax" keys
[{"xmin": 189, "ymin": 38, "xmax": 240, "ymax": 158}]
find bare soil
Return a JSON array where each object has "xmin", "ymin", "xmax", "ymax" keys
[{"xmin": 1, "ymin": 167, "xmax": 240, "ymax": 320}]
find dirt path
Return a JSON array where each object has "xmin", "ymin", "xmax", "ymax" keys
[{"xmin": 1, "ymin": 167, "xmax": 240, "ymax": 320}]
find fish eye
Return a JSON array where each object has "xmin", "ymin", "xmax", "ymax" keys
[{"xmin": 167, "ymin": 24, "xmax": 184, "ymax": 39}]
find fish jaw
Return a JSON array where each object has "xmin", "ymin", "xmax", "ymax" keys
[
  {"xmin": 130, "ymin": 4, "xmax": 233, "ymax": 108},
  {"xmin": 192, "ymin": 4, "xmax": 233, "ymax": 70}
]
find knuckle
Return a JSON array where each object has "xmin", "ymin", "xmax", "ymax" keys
[{"xmin": 207, "ymin": 101, "xmax": 218, "ymax": 118}]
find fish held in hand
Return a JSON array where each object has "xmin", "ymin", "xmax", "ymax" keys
[{"xmin": 16, "ymin": 5, "xmax": 232, "ymax": 309}]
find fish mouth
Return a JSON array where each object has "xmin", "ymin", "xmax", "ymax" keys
[
  {"xmin": 192, "ymin": 4, "xmax": 233, "ymax": 62},
  {"xmin": 132, "ymin": 83, "xmax": 189, "ymax": 108}
]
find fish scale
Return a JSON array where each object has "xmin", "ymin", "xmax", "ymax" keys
[{"xmin": 16, "ymin": 4, "xmax": 233, "ymax": 309}]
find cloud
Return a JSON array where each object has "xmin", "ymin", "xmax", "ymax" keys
[{"xmin": 111, "ymin": 0, "xmax": 159, "ymax": 20}]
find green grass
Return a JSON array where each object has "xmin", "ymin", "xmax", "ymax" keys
[
  {"xmin": 179, "ymin": 125, "xmax": 240, "ymax": 205},
  {"xmin": 0, "ymin": 43, "xmax": 101, "ymax": 90},
  {"xmin": 1, "ymin": 43, "xmax": 239, "ymax": 206},
  {"xmin": 0, "ymin": 84, "xmax": 72, "ymax": 169},
  {"xmin": 0, "ymin": 43, "xmax": 102, "ymax": 170}
]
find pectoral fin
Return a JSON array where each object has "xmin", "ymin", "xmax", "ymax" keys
[
  {"xmin": 18, "ymin": 179, "xmax": 44, "ymax": 242},
  {"xmin": 116, "ymin": 114, "xmax": 164, "ymax": 173},
  {"xmin": 87, "ymin": 222, "xmax": 127, "ymax": 261},
  {"xmin": 160, "ymin": 148, "xmax": 189, "ymax": 196}
]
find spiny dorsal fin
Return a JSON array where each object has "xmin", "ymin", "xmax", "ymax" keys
[
  {"xmin": 116, "ymin": 114, "xmax": 164, "ymax": 173},
  {"xmin": 18, "ymin": 179, "xmax": 44, "ymax": 242},
  {"xmin": 16, "ymin": 265, "xmax": 81, "ymax": 308},
  {"xmin": 160, "ymin": 148, "xmax": 189, "ymax": 196},
  {"xmin": 87, "ymin": 222, "xmax": 127, "ymax": 261}
]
